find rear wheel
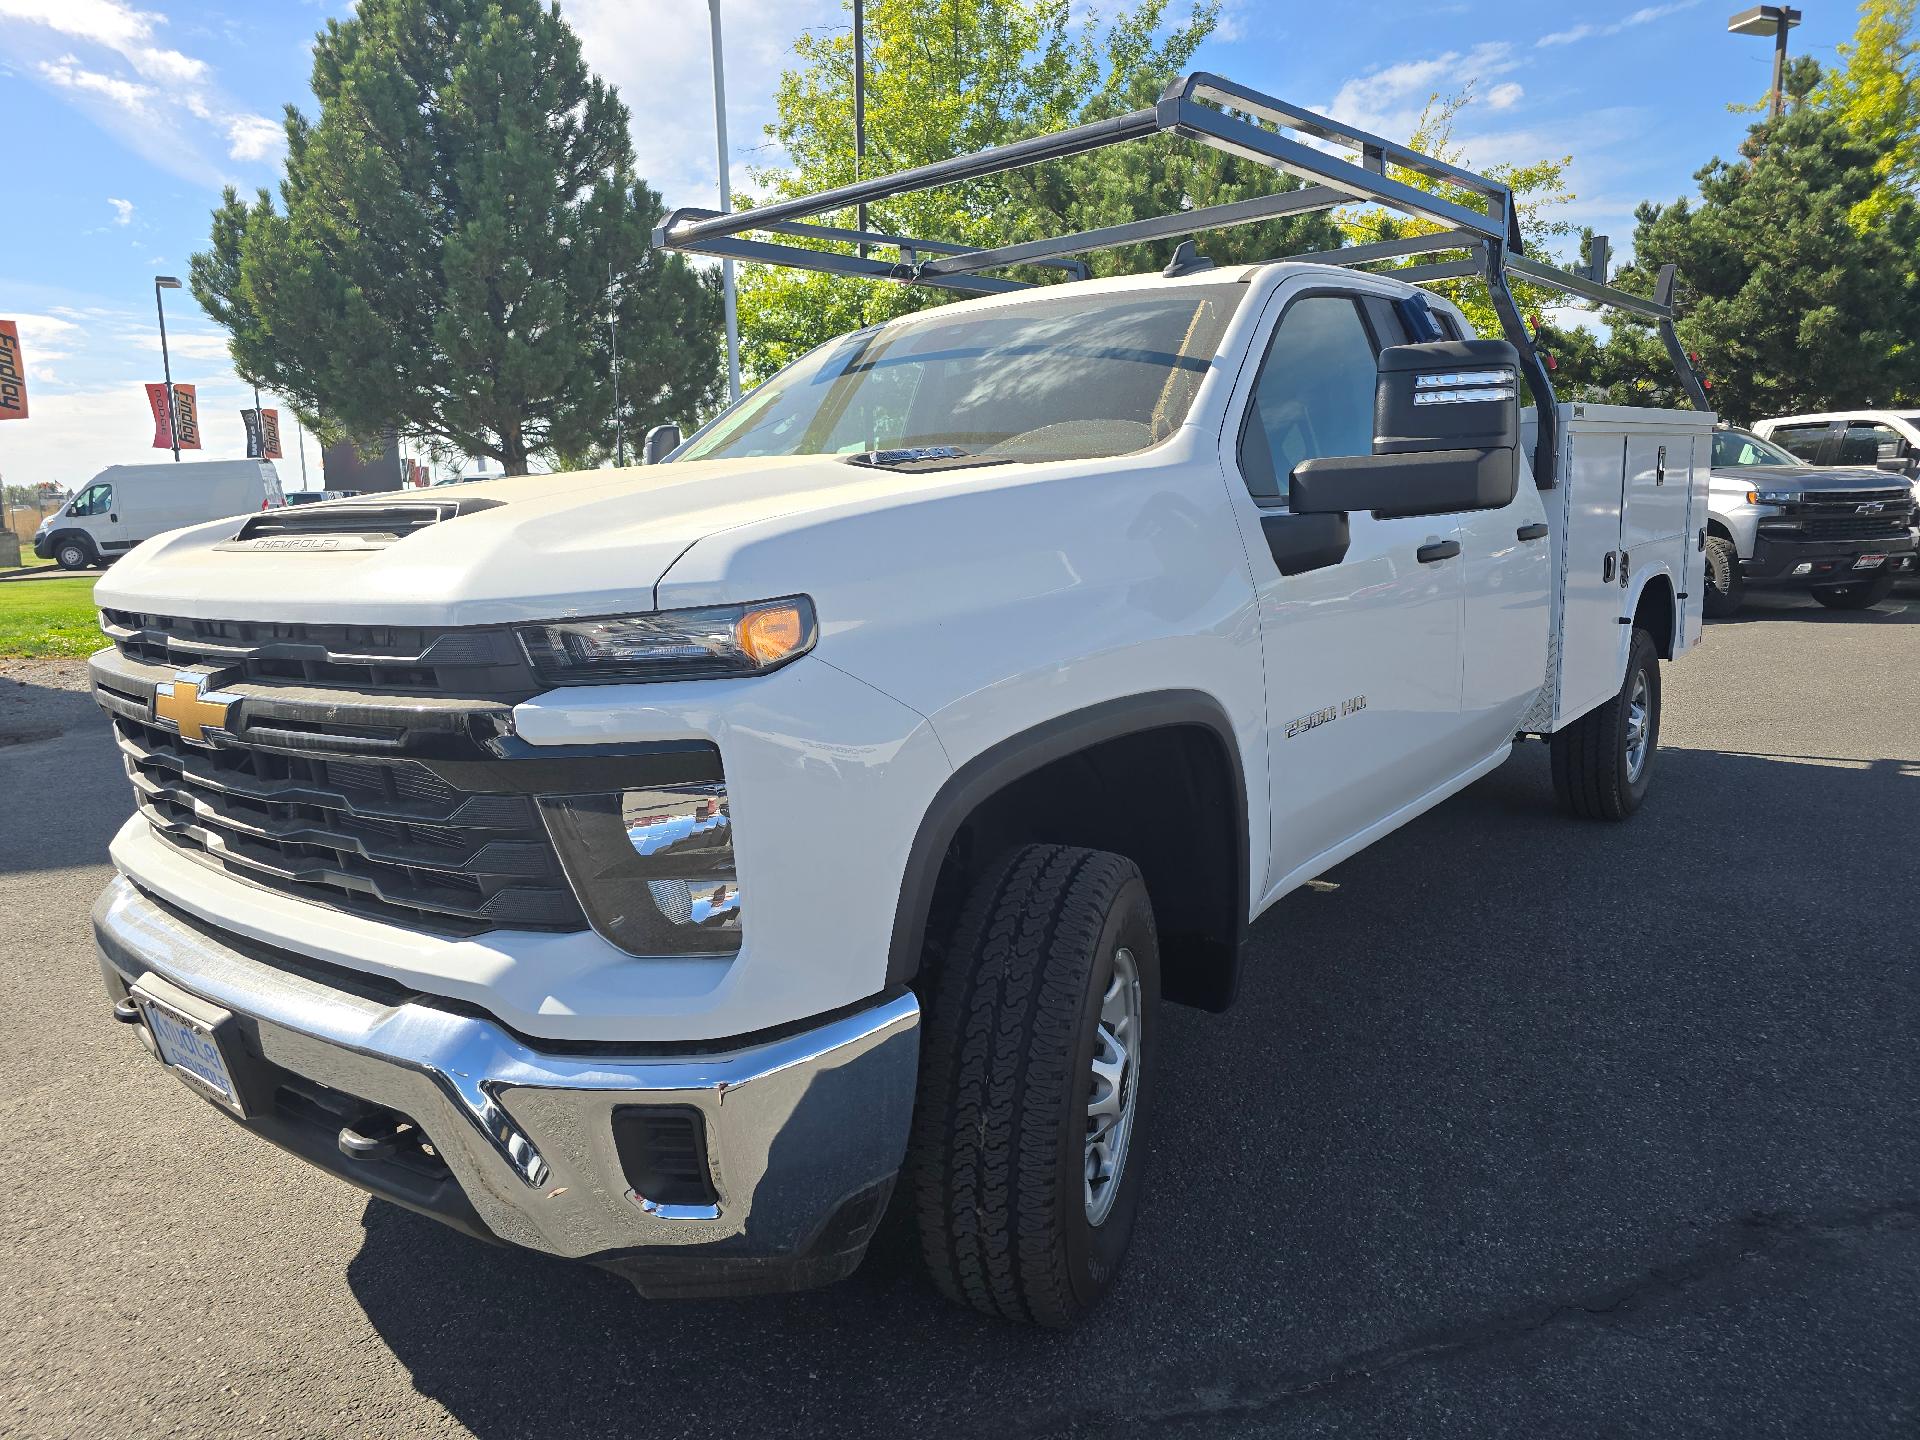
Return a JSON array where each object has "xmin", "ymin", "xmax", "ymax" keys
[
  {"xmin": 910, "ymin": 844, "xmax": 1159, "ymax": 1327},
  {"xmin": 54, "ymin": 537, "xmax": 95, "ymax": 571},
  {"xmin": 1701, "ymin": 536, "xmax": 1743, "ymax": 617},
  {"xmin": 1551, "ymin": 628, "xmax": 1661, "ymax": 821},
  {"xmin": 1811, "ymin": 571, "xmax": 1896, "ymax": 610}
]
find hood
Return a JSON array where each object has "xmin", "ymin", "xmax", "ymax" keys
[
  {"xmin": 94, "ymin": 456, "xmax": 932, "ymax": 626},
  {"xmin": 1711, "ymin": 463, "xmax": 1908, "ymax": 494}
]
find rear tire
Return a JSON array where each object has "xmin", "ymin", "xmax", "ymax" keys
[
  {"xmin": 910, "ymin": 844, "xmax": 1160, "ymax": 1328},
  {"xmin": 1551, "ymin": 628, "xmax": 1661, "ymax": 821},
  {"xmin": 54, "ymin": 537, "xmax": 94, "ymax": 571},
  {"xmin": 1701, "ymin": 536, "xmax": 1743, "ymax": 617},
  {"xmin": 1811, "ymin": 571, "xmax": 1896, "ymax": 610}
]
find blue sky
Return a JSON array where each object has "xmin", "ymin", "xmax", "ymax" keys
[{"xmin": 0, "ymin": 0, "xmax": 1866, "ymax": 493}]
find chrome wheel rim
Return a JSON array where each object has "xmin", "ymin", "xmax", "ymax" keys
[
  {"xmin": 1084, "ymin": 944, "xmax": 1141, "ymax": 1226},
  {"xmin": 1624, "ymin": 669, "xmax": 1652, "ymax": 782}
]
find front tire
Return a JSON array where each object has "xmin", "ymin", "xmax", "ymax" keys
[
  {"xmin": 1701, "ymin": 536, "xmax": 1743, "ymax": 617},
  {"xmin": 1551, "ymin": 628, "xmax": 1661, "ymax": 821},
  {"xmin": 1811, "ymin": 571, "xmax": 1896, "ymax": 610},
  {"xmin": 910, "ymin": 844, "xmax": 1160, "ymax": 1327},
  {"xmin": 54, "ymin": 537, "xmax": 94, "ymax": 571}
]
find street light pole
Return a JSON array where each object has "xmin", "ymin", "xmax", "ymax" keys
[
  {"xmin": 154, "ymin": 275, "xmax": 183, "ymax": 462},
  {"xmin": 854, "ymin": 0, "xmax": 867, "ymax": 259},
  {"xmin": 609, "ymin": 263, "xmax": 624, "ymax": 466},
  {"xmin": 708, "ymin": 0, "xmax": 742, "ymax": 404},
  {"xmin": 1727, "ymin": 6, "xmax": 1803, "ymax": 120}
]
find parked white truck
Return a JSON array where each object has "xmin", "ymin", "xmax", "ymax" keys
[{"xmin": 85, "ymin": 76, "xmax": 1716, "ymax": 1326}]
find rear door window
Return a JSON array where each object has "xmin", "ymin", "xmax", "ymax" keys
[
  {"xmin": 1766, "ymin": 424, "xmax": 1832, "ymax": 463},
  {"xmin": 1837, "ymin": 422, "xmax": 1908, "ymax": 467}
]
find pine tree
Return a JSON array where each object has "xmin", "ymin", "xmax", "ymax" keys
[
  {"xmin": 192, "ymin": 0, "xmax": 721, "ymax": 474},
  {"xmin": 1552, "ymin": 59, "xmax": 1920, "ymax": 419}
]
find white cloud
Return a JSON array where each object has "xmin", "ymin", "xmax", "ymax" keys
[
  {"xmin": 0, "ymin": 0, "xmax": 206, "ymax": 82},
  {"xmin": 4, "ymin": 3, "xmax": 273, "ymax": 184},
  {"xmin": 225, "ymin": 113, "xmax": 284, "ymax": 162},
  {"xmin": 38, "ymin": 55, "xmax": 155, "ymax": 114},
  {"xmin": 1539, "ymin": 1, "xmax": 1699, "ymax": 47},
  {"xmin": 1327, "ymin": 43, "xmax": 1520, "ymax": 135},
  {"xmin": 107, "ymin": 196, "xmax": 133, "ymax": 225},
  {"xmin": 1485, "ymin": 82, "xmax": 1524, "ymax": 111},
  {"xmin": 566, "ymin": 0, "xmax": 838, "ymax": 210}
]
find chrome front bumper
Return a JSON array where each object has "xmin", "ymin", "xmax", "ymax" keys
[{"xmin": 93, "ymin": 875, "xmax": 919, "ymax": 1295}]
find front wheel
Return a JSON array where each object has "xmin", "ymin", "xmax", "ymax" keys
[
  {"xmin": 1701, "ymin": 536, "xmax": 1744, "ymax": 617},
  {"xmin": 1550, "ymin": 628, "xmax": 1661, "ymax": 821},
  {"xmin": 910, "ymin": 844, "xmax": 1160, "ymax": 1327},
  {"xmin": 54, "ymin": 537, "xmax": 94, "ymax": 571},
  {"xmin": 1811, "ymin": 571, "xmax": 1896, "ymax": 610}
]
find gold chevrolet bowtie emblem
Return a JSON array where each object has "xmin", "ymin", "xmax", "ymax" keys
[{"xmin": 153, "ymin": 672, "xmax": 237, "ymax": 745}]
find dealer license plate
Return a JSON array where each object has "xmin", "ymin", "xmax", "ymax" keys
[
  {"xmin": 139, "ymin": 995, "xmax": 240, "ymax": 1110},
  {"xmin": 1854, "ymin": 554, "xmax": 1886, "ymax": 570}
]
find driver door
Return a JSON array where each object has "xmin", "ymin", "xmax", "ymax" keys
[{"xmin": 1225, "ymin": 287, "xmax": 1472, "ymax": 898}]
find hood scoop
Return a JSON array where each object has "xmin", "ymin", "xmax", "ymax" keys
[{"xmin": 215, "ymin": 496, "xmax": 505, "ymax": 554}]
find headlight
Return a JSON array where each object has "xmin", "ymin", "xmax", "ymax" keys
[
  {"xmin": 517, "ymin": 596, "xmax": 816, "ymax": 685},
  {"xmin": 541, "ymin": 782, "xmax": 741, "ymax": 956},
  {"xmin": 1748, "ymin": 488, "xmax": 1798, "ymax": 505}
]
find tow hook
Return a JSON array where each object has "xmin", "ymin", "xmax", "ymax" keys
[
  {"xmin": 112, "ymin": 997, "xmax": 142, "ymax": 1025},
  {"xmin": 338, "ymin": 1117, "xmax": 408, "ymax": 1162}
]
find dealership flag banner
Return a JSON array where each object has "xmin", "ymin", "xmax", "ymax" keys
[
  {"xmin": 146, "ymin": 383, "xmax": 174, "ymax": 449},
  {"xmin": 243, "ymin": 407, "xmax": 286, "ymax": 459},
  {"xmin": 173, "ymin": 383, "xmax": 201, "ymax": 450},
  {"xmin": 0, "ymin": 319, "xmax": 28, "ymax": 421}
]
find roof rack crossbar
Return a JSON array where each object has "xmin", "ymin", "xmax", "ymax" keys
[
  {"xmin": 917, "ymin": 185, "xmax": 1346, "ymax": 279},
  {"xmin": 652, "ymin": 69, "xmax": 1714, "ymax": 445}
]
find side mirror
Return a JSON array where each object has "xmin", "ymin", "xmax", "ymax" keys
[
  {"xmin": 1291, "ymin": 339, "xmax": 1521, "ymax": 519},
  {"xmin": 642, "ymin": 424, "xmax": 682, "ymax": 465}
]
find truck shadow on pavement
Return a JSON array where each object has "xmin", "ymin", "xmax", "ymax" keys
[
  {"xmin": 341, "ymin": 741, "xmax": 1919, "ymax": 1439},
  {"xmin": 1710, "ymin": 586, "xmax": 1920, "ymax": 625}
]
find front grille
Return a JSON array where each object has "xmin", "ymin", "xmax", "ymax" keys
[
  {"xmin": 99, "ymin": 610, "xmax": 538, "ymax": 698},
  {"xmin": 99, "ymin": 652, "xmax": 588, "ymax": 935},
  {"xmin": 1764, "ymin": 513, "xmax": 1911, "ymax": 542}
]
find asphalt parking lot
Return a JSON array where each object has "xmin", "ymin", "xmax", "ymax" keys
[{"xmin": 2, "ymin": 589, "xmax": 1915, "ymax": 1439}]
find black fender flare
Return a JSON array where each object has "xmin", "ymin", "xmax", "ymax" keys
[
  {"xmin": 44, "ymin": 529, "xmax": 98, "ymax": 563},
  {"xmin": 884, "ymin": 689, "xmax": 1251, "ymax": 988}
]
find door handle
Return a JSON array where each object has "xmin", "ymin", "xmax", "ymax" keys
[
  {"xmin": 109, "ymin": 513, "xmax": 118, "ymax": 523},
  {"xmin": 1516, "ymin": 523, "xmax": 1549, "ymax": 541},
  {"xmin": 1416, "ymin": 540, "xmax": 1461, "ymax": 564}
]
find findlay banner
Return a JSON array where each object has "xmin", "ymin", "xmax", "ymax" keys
[
  {"xmin": 172, "ymin": 383, "xmax": 201, "ymax": 450},
  {"xmin": 0, "ymin": 320, "xmax": 27, "ymax": 421},
  {"xmin": 243, "ymin": 407, "xmax": 286, "ymax": 460}
]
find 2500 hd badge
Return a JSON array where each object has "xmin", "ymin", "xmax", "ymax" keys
[{"xmin": 1285, "ymin": 695, "xmax": 1367, "ymax": 738}]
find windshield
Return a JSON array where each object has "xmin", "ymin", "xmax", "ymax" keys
[
  {"xmin": 1713, "ymin": 429, "xmax": 1800, "ymax": 468},
  {"xmin": 679, "ymin": 283, "xmax": 1245, "ymax": 466}
]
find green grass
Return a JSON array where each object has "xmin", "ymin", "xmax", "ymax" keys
[{"xmin": 0, "ymin": 576, "xmax": 103, "ymax": 658}]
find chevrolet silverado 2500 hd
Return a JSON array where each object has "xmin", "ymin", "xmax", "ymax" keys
[{"xmin": 86, "ymin": 75, "xmax": 1717, "ymax": 1327}]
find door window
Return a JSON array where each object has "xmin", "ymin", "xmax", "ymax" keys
[
  {"xmin": 1237, "ymin": 295, "xmax": 1379, "ymax": 504},
  {"xmin": 68, "ymin": 483, "xmax": 112, "ymax": 517},
  {"xmin": 1767, "ymin": 424, "xmax": 1831, "ymax": 463},
  {"xmin": 1836, "ymin": 422, "xmax": 1907, "ymax": 467}
]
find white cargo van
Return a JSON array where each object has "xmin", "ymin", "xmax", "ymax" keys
[{"xmin": 35, "ymin": 459, "xmax": 283, "ymax": 570}]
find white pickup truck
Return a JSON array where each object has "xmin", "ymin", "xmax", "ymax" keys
[{"xmin": 85, "ymin": 75, "xmax": 1714, "ymax": 1326}]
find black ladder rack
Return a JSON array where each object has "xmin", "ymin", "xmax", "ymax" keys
[{"xmin": 653, "ymin": 70, "xmax": 1711, "ymax": 485}]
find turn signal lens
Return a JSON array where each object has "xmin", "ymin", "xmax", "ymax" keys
[{"xmin": 736, "ymin": 603, "xmax": 807, "ymax": 666}]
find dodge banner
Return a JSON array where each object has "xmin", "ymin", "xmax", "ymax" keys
[
  {"xmin": 147, "ymin": 382, "xmax": 174, "ymax": 449},
  {"xmin": 0, "ymin": 319, "xmax": 28, "ymax": 421}
]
